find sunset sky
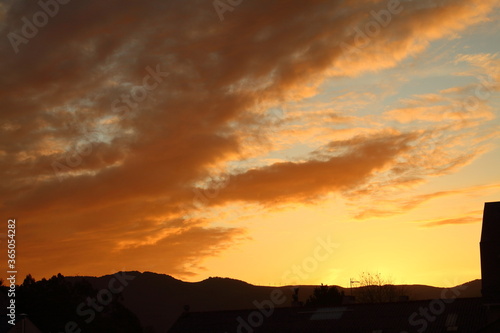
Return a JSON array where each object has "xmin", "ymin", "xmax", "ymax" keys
[{"xmin": 1, "ymin": 0, "xmax": 499, "ymax": 289}]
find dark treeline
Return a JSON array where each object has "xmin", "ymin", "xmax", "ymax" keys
[{"xmin": 1, "ymin": 274, "xmax": 143, "ymax": 333}]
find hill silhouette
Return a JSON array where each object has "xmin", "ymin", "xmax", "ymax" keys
[{"xmin": 65, "ymin": 272, "xmax": 481, "ymax": 332}]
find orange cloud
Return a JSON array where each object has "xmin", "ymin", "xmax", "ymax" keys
[
  {"xmin": 0, "ymin": 0, "xmax": 498, "ymax": 280},
  {"xmin": 420, "ymin": 215, "xmax": 481, "ymax": 228},
  {"xmin": 195, "ymin": 131, "xmax": 417, "ymax": 206},
  {"xmin": 354, "ymin": 184, "xmax": 500, "ymax": 220}
]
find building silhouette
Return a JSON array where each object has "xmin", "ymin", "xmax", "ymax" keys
[{"xmin": 480, "ymin": 201, "xmax": 500, "ymax": 304}]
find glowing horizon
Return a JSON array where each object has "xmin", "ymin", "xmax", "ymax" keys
[{"xmin": 1, "ymin": 0, "xmax": 499, "ymax": 290}]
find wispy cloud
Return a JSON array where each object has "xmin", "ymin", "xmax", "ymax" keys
[
  {"xmin": 0, "ymin": 0, "xmax": 498, "ymax": 279},
  {"xmin": 420, "ymin": 215, "xmax": 481, "ymax": 228},
  {"xmin": 354, "ymin": 184, "xmax": 500, "ymax": 220}
]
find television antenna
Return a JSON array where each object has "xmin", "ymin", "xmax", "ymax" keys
[{"xmin": 350, "ymin": 278, "xmax": 360, "ymax": 296}]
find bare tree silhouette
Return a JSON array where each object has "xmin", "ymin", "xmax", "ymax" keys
[{"xmin": 356, "ymin": 272, "xmax": 407, "ymax": 303}]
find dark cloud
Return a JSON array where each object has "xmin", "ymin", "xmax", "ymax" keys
[{"xmin": 0, "ymin": 0, "xmax": 497, "ymax": 278}]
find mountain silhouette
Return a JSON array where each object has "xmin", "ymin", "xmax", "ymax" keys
[{"xmin": 65, "ymin": 272, "xmax": 481, "ymax": 332}]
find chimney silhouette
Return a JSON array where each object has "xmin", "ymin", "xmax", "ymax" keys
[{"xmin": 480, "ymin": 201, "xmax": 500, "ymax": 303}]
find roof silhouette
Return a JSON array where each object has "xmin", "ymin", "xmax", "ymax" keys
[{"xmin": 168, "ymin": 297, "xmax": 493, "ymax": 333}]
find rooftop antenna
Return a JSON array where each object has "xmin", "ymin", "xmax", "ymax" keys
[{"xmin": 350, "ymin": 278, "xmax": 359, "ymax": 296}]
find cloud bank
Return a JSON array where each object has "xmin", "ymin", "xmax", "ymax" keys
[{"xmin": 1, "ymin": 0, "xmax": 498, "ymax": 278}]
